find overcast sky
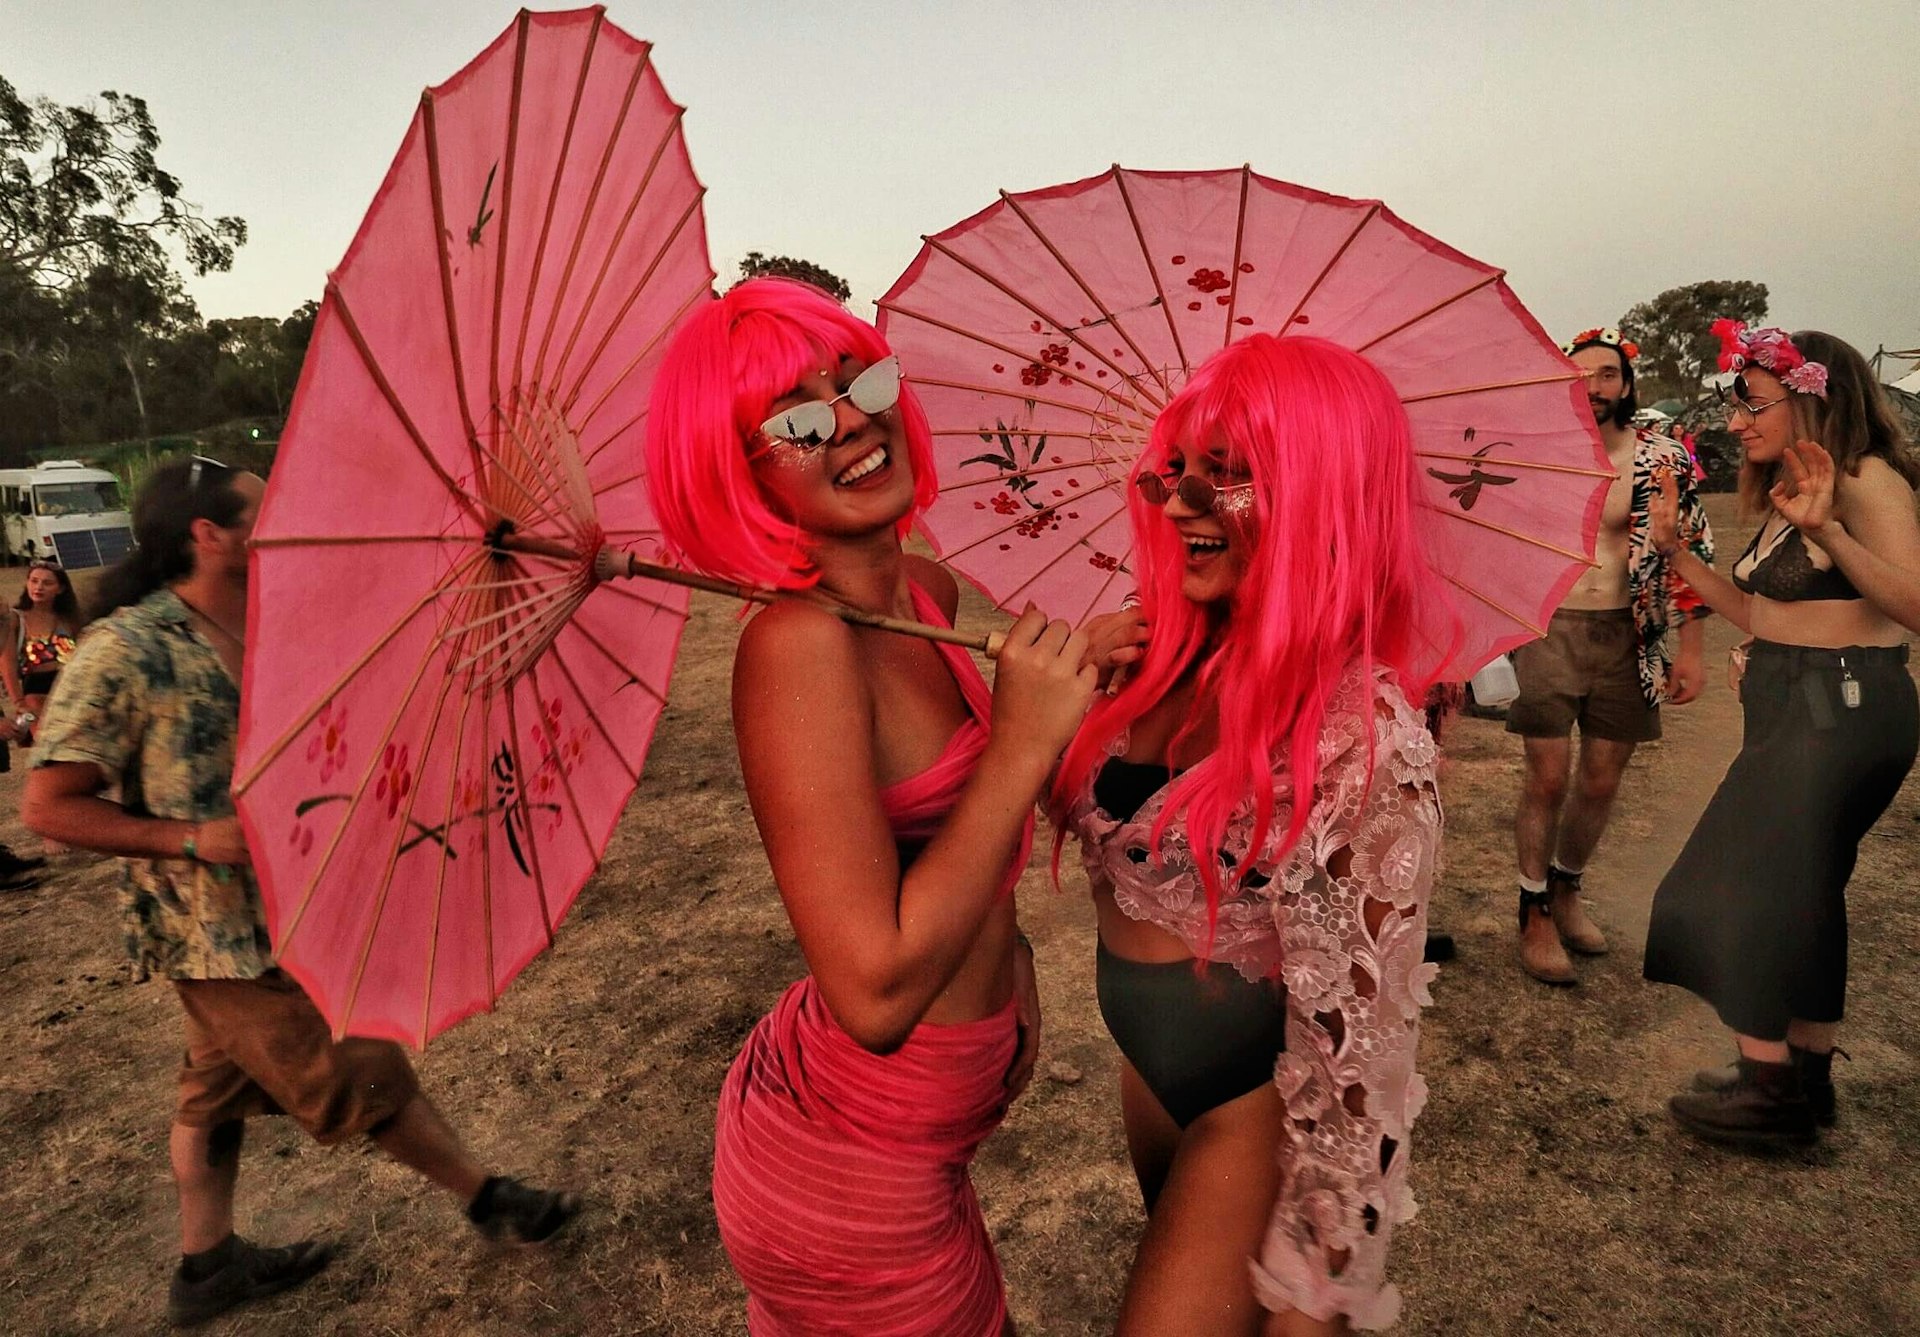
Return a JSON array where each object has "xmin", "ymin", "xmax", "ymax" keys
[{"xmin": 10, "ymin": 1, "xmax": 1919, "ymax": 367}]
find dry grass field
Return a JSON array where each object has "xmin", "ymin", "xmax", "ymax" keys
[{"xmin": 2, "ymin": 494, "xmax": 1917, "ymax": 1335}]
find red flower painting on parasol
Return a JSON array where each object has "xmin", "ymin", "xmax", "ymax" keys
[
  {"xmin": 877, "ymin": 166, "xmax": 1612, "ymax": 679},
  {"xmin": 235, "ymin": 8, "xmax": 713, "ymax": 1047}
]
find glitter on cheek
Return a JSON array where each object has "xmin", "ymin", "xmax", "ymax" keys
[
  {"xmin": 1214, "ymin": 485, "xmax": 1257, "ymax": 523},
  {"xmin": 757, "ymin": 437, "xmax": 823, "ymax": 472}
]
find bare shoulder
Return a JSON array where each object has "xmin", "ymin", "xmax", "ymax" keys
[
  {"xmin": 902, "ymin": 554, "xmax": 961, "ymax": 623},
  {"xmin": 1846, "ymin": 452, "xmax": 1916, "ymax": 499},
  {"xmin": 735, "ymin": 597, "xmax": 862, "ymax": 694},
  {"xmin": 1839, "ymin": 454, "xmax": 1919, "ymax": 532}
]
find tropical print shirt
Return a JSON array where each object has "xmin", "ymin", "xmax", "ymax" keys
[
  {"xmin": 33, "ymin": 588, "xmax": 272, "ymax": 981},
  {"xmin": 1628, "ymin": 430, "xmax": 1714, "ymax": 706}
]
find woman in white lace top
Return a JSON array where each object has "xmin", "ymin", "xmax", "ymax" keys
[{"xmin": 1052, "ymin": 334, "xmax": 1454, "ymax": 1334}]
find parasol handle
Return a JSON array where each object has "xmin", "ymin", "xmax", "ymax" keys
[{"xmin": 591, "ymin": 546, "xmax": 1006, "ymax": 659}]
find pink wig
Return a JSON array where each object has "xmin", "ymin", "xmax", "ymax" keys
[
  {"xmin": 644, "ymin": 277, "xmax": 939, "ymax": 589},
  {"xmin": 1051, "ymin": 334, "xmax": 1456, "ymax": 939}
]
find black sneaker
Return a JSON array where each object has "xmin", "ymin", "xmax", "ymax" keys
[
  {"xmin": 1422, "ymin": 930, "xmax": 1456, "ymax": 964},
  {"xmin": 1669, "ymin": 1058, "xmax": 1817, "ymax": 1147},
  {"xmin": 467, "ymin": 1175, "xmax": 582, "ymax": 1245},
  {"xmin": 0, "ymin": 850, "xmax": 47, "ymax": 876},
  {"xmin": 0, "ymin": 871, "xmax": 41, "ymax": 893},
  {"xmin": 167, "ymin": 1236, "xmax": 332, "ymax": 1328}
]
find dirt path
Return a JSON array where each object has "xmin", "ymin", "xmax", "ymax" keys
[{"xmin": 3, "ymin": 499, "xmax": 1918, "ymax": 1335}]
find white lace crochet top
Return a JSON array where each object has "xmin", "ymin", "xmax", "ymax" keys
[{"xmin": 1065, "ymin": 664, "xmax": 1441, "ymax": 1330}]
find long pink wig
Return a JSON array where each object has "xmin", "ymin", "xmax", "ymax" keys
[
  {"xmin": 644, "ymin": 277, "xmax": 939, "ymax": 589},
  {"xmin": 1051, "ymin": 334, "xmax": 1455, "ymax": 938}
]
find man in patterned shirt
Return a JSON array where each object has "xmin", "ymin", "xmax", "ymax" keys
[
  {"xmin": 1507, "ymin": 329, "xmax": 1713, "ymax": 985},
  {"xmin": 25, "ymin": 458, "xmax": 579, "ymax": 1327}
]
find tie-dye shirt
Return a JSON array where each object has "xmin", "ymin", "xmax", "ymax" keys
[{"xmin": 33, "ymin": 588, "xmax": 272, "ymax": 981}]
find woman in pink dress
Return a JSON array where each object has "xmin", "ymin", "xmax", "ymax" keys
[
  {"xmin": 645, "ymin": 277, "xmax": 1094, "ymax": 1335},
  {"xmin": 1056, "ymin": 334, "xmax": 1454, "ymax": 1334}
]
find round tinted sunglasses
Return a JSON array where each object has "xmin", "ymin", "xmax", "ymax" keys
[
  {"xmin": 758, "ymin": 357, "xmax": 902, "ymax": 447},
  {"xmin": 1716, "ymin": 374, "xmax": 1787, "ymax": 419},
  {"xmin": 1134, "ymin": 471, "xmax": 1255, "ymax": 514}
]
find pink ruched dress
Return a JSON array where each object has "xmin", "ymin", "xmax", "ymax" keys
[{"xmin": 710, "ymin": 584, "xmax": 1030, "ymax": 1336}]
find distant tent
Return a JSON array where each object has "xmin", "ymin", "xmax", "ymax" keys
[
  {"xmin": 1871, "ymin": 345, "xmax": 1920, "ymax": 394},
  {"xmin": 1884, "ymin": 382, "xmax": 1920, "ymax": 439}
]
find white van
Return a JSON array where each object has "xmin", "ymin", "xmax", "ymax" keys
[{"xmin": 0, "ymin": 461, "xmax": 134, "ymax": 569}]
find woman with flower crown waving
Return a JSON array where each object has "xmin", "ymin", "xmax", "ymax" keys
[
  {"xmin": 1645, "ymin": 324, "xmax": 1920, "ymax": 1145},
  {"xmin": 1057, "ymin": 333, "xmax": 1454, "ymax": 1334}
]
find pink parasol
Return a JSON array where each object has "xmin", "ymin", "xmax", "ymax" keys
[
  {"xmin": 877, "ymin": 166, "xmax": 1611, "ymax": 679},
  {"xmin": 234, "ymin": 8, "xmax": 714, "ymax": 1047}
]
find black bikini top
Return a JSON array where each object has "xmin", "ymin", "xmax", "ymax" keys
[
  {"xmin": 1093, "ymin": 757, "xmax": 1173, "ymax": 824},
  {"xmin": 1731, "ymin": 524, "xmax": 1860, "ymax": 602},
  {"xmin": 1092, "ymin": 756, "xmax": 1272, "ymax": 887}
]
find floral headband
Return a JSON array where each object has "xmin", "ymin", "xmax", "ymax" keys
[
  {"xmin": 1561, "ymin": 327, "xmax": 1638, "ymax": 361},
  {"xmin": 1711, "ymin": 320, "xmax": 1827, "ymax": 398}
]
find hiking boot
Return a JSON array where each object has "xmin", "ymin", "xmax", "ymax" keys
[
  {"xmin": 0, "ymin": 870, "xmax": 42, "ymax": 893},
  {"xmin": 167, "ymin": 1235, "xmax": 332, "ymax": 1328},
  {"xmin": 1669, "ymin": 1057, "xmax": 1817, "ymax": 1146},
  {"xmin": 467, "ymin": 1175, "xmax": 582, "ymax": 1245},
  {"xmin": 1547, "ymin": 868, "xmax": 1608, "ymax": 955},
  {"xmin": 1518, "ymin": 890, "xmax": 1575, "ymax": 985},
  {"xmin": 1694, "ymin": 1045, "xmax": 1841, "ymax": 1127}
]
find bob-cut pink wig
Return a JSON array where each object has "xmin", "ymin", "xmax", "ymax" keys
[
  {"xmin": 643, "ymin": 277, "xmax": 938, "ymax": 590},
  {"xmin": 1052, "ymin": 333, "xmax": 1456, "ymax": 937}
]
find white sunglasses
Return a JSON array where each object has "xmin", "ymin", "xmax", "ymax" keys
[{"xmin": 758, "ymin": 357, "xmax": 902, "ymax": 447}]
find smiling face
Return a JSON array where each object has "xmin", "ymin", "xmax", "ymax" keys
[
  {"xmin": 1145, "ymin": 436, "xmax": 1256, "ymax": 606},
  {"xmin": 1724, "ymin": 367, "xmax": 1796, "ymax": 466},
  {"xmin": 748, "ymin": 355, "xmax": 916, "ymax": 539}
]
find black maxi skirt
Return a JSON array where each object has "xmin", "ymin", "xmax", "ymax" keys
[{"xmin": 1643, "ymin": 641, "xmax": 1917, "ymax": 1039}]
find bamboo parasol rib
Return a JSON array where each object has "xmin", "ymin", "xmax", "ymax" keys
[{"xmin": 994, "ymin": 185, "xmax": 1174, "ymax": 398}]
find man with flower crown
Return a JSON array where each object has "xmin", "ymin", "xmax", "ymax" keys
[{"xmin": 1506, "ymin": 327, "xmax": 1715, "ymax": 985}]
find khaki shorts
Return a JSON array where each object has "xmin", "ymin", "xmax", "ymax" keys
[
  {"xmin": 1505, "ymin": 608, "xmax": 1661, "ymax": 744},
  {"xmin": 173, "ymin": 970, "xmax": 419, "ymax": 1144}
]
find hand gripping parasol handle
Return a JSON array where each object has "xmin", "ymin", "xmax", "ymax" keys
[{"xmin": 591, "ymin": 546, "xmax": 1007, "ymax": 659}]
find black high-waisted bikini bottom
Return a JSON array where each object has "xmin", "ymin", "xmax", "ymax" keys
[{"xmin": 1095, "ymin": 943, "xmax": 1288, "ymax": 1129}]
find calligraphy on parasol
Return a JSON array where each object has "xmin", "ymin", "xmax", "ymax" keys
[{"xmin": 235, "ymin": 8, "xmax": 714, "ymax": 1048}]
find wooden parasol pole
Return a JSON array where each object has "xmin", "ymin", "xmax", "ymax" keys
[{"xmin": 491, "ymin": 531, "xmax": 1006, "ymax": 657}]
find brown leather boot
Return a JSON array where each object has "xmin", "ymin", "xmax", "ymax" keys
[
  {"xmin": 1547, "ymin": 867, "xmax": 1608, "ymax": 955},
  {"xmin": 1669, "ymin": 1057, "xmax": 1816, "ymax": 1146},
  {"xmin": 1518, "ymin": 889, "xmax": 1576, "ymax": 985},
  {"xmin": 1693, "ymin": 1045, "xmax": 1842, "ymax": 1127}
]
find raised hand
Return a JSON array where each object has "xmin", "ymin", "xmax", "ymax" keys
[
  {"xmin": 1648, "ymin": 467, "xmax": 1682, "ymax": 557},
  {"xmin": 989, "ymin": 606, "xmax": 1098, "ymax": 762},
  {"xmin": 1079, "ymin": 608, "xmax": 1150, "ymax": 694},
  {"xmin": 1771, "ymin": 439, "xmax": 1838, "ymax": 539}
]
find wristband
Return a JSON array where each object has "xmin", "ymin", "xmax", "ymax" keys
[{"xmin": 181, "ymin": 824, "xmax": 200, "ymax": 862}]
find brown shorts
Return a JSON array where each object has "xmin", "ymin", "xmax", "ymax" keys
[
  {"xmin": 173, "ymin": 971, "xmax": 419, "ymax": 1144},
  {"xmin": 1505, "ymin": 608, "xmax": 1661, "ymax": 743}
]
